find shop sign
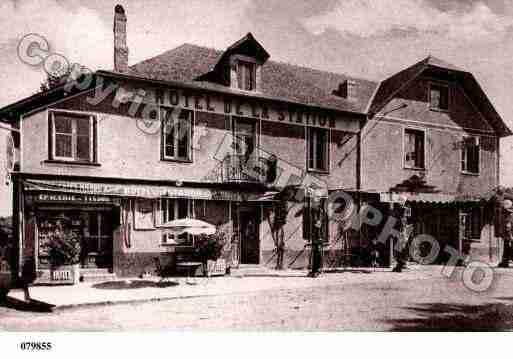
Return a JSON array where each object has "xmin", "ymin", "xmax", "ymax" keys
[{"xmin": 36, "ymin": 193, "xmax": 112, "ymax": 204}]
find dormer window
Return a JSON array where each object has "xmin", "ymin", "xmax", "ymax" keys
[{"xmin": 237, "ymin": 60, "xmax": 256, "ymax": 91}]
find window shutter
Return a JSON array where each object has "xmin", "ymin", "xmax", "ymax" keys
[
  {"xmin": 189, "ymin": 111, "xmax": 194, "ymax": 161},
  {"xmin": 461, "ymin": 142, "xmax": 467, "ymax": 172},
  {"xmin": 48, "ymin": 113, "xmax": 54, "ymax": 160},
  {"xmin": 92, "ymin": 116, "xmax": 98, "ymax": 163}
]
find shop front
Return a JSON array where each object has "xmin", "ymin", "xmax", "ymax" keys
[
  {"xmin": 19, "ymin": 177, "xmax": 271, "ymax": 280},
  {"xmin": 23, "ymin": 191, "xmax": 120, "ymax": 282}
]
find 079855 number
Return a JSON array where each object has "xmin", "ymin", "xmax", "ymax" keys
[{"xmin": 20, "ymin": 342, "xmax": 52, "ymax": 351}]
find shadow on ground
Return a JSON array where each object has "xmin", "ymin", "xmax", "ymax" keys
[
  {"xmin": 385, "ymin": 301, "xmax": 513, "ymax": 331},
  {"xmin": 0, "ymin": 297, "xmax": 55, "ymax": 313},
  {"xmin": 92, "ymin": 280, "xmax": 179, "ymax": 290},
  {"xmin": 323, "ymin": 269, "xmax": 373, "ymax": 274}
]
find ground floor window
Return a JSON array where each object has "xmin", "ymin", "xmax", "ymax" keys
[
  {"xmin": 158, "ymin": 198, "xmax": 193, "ymax": 246},
  {"xmin": 36, "ymin": 208, "xmax": 114, "ymax": 268},
  {"xmin": 460, "ymin": 208, "xmax": 482, "ymax": 240}
]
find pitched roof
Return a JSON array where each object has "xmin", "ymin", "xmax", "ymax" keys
[
  {"xmin": 423, "ymin": 55, "xmax": 463, "ymax": 72},
  {"xmin": 128, "ymin": 43, "xmax": 377, "ymax": 114},
  {"xmin": 369, "ymin": 56, "xmax": 512, "ymax": 137}
]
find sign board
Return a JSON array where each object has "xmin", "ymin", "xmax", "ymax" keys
[
  {"xmin": 35, "ymin": 193, "xmax": 113, "ymax": 204},
  {"xmin": 119, "ymin": 83, "xmax": 360, "ymax": 133}
]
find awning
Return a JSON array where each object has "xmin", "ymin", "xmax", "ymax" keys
[
  {"xmin": 379, "ymin": 192, "xmax": 487, "ymax": 204},
  {"xmin": 247, "ymin": 191, "xmax": 280, "ymax": 202},
  {"xmin": 23, "ymin": 179, "xmax": 244, "ymax": 201}
]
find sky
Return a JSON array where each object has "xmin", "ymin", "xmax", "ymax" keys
[{"xmin": 1, "ymin": 0, "xmax": 513, "ymax": 216}]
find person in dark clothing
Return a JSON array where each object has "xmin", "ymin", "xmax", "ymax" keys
[
  {"xmin": 499, "ymin": 214, "xmax": 513, "ymax": 268},
  {"xmin": 21, "ymin": 257, "xmax": 37, "ymax": 301},
  {"xmin": 309, "ymin": 207, "xmax": 324, "ymax": 277}
]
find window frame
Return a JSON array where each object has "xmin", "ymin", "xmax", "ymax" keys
[
  {"xmin": 460, "ymin": 208, "xmax": 483, "ymax": 241},
  {"xmin": 403, "ymin": 127, "xmax": 426, "ymax": 170},
  {"xmin": 236, "ymin": 60, "xmax": 257, "ymax": 92},
  {"xmin": 461, "ymin": 135, "xmax": 480, "ymax": 175},
  {"xmin": 157, "ymin": 198, "xmax": 194, "ymax": 247},
  {"xmin": 48, "ymin": 110, "xmax": 97, "ymax": 164},
  {"xmin": 306, "ymin": 127, "xmax": 330, "ymax": 173},
  {"xmin": 160, "ymin": 106, "xmax": 194, "ymax": 163},
  {"xmin": 429, "ymin": 82, "xmax": 450, "ymax": 112}
]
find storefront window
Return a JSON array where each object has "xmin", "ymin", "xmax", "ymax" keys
[
  {"xmin": 159, "ymin": 198, "xmax": 192, "ymax": 246},
  {"xmin": 37, "ymin": 209, "xmax": 113, "ymax": 268},
  {"xmin": 460, "ymin": 208, "xmax": 482, "ymax": 240}
]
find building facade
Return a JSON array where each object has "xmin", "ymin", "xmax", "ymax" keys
[{"xmin": 0, "ymin": 5, "xmax": 510, "ymax": 281}]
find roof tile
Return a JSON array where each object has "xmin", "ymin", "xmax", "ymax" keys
[{"xmin": 128, "ymin": 43, "xmax": 378, "ymax": 114}]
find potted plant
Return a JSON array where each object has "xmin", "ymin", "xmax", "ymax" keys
[
  {"xmin": 44, "ymin": 222, "xmax": 81, "ymax": 285},
  {"xmin": 194, "ymin": 232, "xmax": 227, "ymax": 277}
]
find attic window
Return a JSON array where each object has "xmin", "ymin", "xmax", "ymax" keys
[
  {"xmin": 430, "ymin": 83, "xmax": 449, "ymax": 111},
  {"xmin": 237, "ymin": 60, "xmax": 256, "ymax": 91}
]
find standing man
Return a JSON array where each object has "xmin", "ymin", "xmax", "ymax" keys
[
  {"xmin": 309, "ymin": 203, "xmax": 324, "ymax": 277},
  {"xmin": 499, "ymin": 206, "xmax": 513, "ymax": 268},
  {"xmin": 392, "ymin": 209, "xmax": 414, "ymax": 273}
]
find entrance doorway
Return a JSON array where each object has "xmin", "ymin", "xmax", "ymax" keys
[
  {"xmin": 83, "ymin": 210, "xmax": 114, "ymax": 268},
  {"xmin": 239, "ymin": 207, "xmax": 260, "ymax": 264}
]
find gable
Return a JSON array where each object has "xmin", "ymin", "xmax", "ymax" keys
[
  {"xmin": 378, "ymin": 76, "xmax": 494, "ymax": 133},
  {"xmin": 369, "ymin": 57, "xmax": 511, "ymax": 137}
]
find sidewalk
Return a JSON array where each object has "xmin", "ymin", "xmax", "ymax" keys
[{"xmin": 7, "ymin": 266, "xmax": 443, "ymax": 311}]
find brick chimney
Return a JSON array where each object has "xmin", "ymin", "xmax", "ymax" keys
[{"xmin": 113, "ymin": 4, "xmax": 128, "ymax": 72}]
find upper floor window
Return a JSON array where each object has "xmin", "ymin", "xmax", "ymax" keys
[
  {"xmin": 404, "ymin": 128, "xmax": 425, "ymax": 169},
  {"xmin": 461, "ymin": 136, "xmax": 480, "ymax": 174},
  {"xmin": 161, "ymin": 108, "xmax": 193, "ymax": 162},
  {"xmin": 430, "ymin": 84, "xmax": 449, "ymax": 111},
  {"xmin": 49, "ymin": 111, "xmax": 96, "ymax": 163},
  {"xmin": 158, "ymin": 198, "xmax": 193, "ymax": 246},
  {"xmin": 233, "ymin": 117, "xmax": 257, "ymax": 159},
  {"xmin": 307, "ymin": 127, "xmax": 329, "ymax": 172},
  {"xmin": 237, "ymin": 60, "xmax": 256, "ymax": 91}
]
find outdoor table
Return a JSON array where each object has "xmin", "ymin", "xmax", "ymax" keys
[{"xmin": 176, "ymin": 261, "xmax": 203, "ymax": 285}]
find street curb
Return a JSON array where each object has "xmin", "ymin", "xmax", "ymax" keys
[{"xmin": 51, "ymin": 293, "xmax": 221, "ymax": 312}]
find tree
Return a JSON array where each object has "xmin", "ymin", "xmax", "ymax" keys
[{"xmin": 39, "ymin": 64, "xmax": 90, "ymax": 92}]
